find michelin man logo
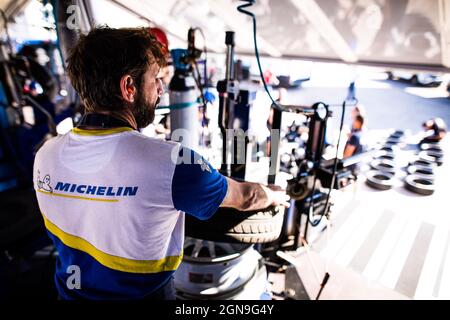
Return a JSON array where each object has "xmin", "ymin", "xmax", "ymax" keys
[
  {"xmin": 37, "ymin": 170, "xmax": 53, "ymax": 193},
  {"xmin": 197, "ymin": 158, "xmax": 211, "ymax": 173}
]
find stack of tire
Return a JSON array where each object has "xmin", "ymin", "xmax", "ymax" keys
[
  {"xmin": 404, "ymin": 142, "xmax": 444, "ymax": 196},
  {"xmin": 365, "ymin": 131, "xmax": 403, "ymax": 190}
]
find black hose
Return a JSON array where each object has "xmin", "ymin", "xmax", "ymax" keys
[
  {"xmin": 322, "ymin": 101, "xmax": 347, "ymax": 216},
  {"xmin": 237, "ymin": 0, "xmax": 282, "ymax": 110},
  {"xmin": 309, "ymin": 100, "xmax": 347, "ymax": 227}
]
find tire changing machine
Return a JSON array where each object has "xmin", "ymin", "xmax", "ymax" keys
[{"xmin": 172, "ymin": 31, "xmax": 357, "ymax": 300}]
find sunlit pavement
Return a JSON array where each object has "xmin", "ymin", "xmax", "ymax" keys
[
  {"xmin": 283, "ymin": 135, "xmax": 449, "ymax": 299},
  {"xmin": 273, "ymin": 65, "xmax": 450, "ymax": 299}
]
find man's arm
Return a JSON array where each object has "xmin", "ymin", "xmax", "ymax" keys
[
  {"xmin": 343, "ymin": 144, "xmax": 356, "ymax": 158},
  {"xmin": 172, "ymin": 147, "xmax": 289, "ymax": 219},
  {"xmin": 343, "ymin": 133, "xmax": 359, "ymax": 158},
  {"xmin": 220, "ymin": 177, "xmax": 290, "ymax": 212}
]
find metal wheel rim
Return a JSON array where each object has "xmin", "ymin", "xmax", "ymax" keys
[{"xmin": 183, "ymin": 237, "xmax": 253, "ymax": 263}]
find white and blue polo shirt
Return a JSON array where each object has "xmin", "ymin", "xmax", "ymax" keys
[{"xmin": 33, "ymin": 127, "xmax": 227, "ymax": 299}]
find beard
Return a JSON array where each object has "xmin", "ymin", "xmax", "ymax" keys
[{"xmin": 133, "ymin": 93, "xmax": 160, "ymax": 129}]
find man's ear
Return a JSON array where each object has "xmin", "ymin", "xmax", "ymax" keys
[{"xmin": 120, "ymin": 75, "xmax": 136, "ymax": 103}]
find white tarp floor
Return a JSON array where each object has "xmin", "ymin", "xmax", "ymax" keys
[{"xmin": 283, "ymin": 134, "xmax": 450, "ymax": 300}]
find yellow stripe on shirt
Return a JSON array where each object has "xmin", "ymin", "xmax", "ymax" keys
[
  {"xmin": 72, "ymin": 127, "xmax": 133, "ymax": 136},
  {"xmin": 42, "ymin": 214, "xmax": 183, "ymax": 274},
  {"xmin": 37, "ymin": 189, "xmax": 119, "ymax": 202}
]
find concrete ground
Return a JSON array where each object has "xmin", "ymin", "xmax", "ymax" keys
[{"xmin": 275, "ymin": 68, "xmax": 450, "ymax": 300}]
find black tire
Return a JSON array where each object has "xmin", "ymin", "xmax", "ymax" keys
[
  {"xmin": 377, "ymin": 154, "xmax": 395, "ymax": 161},
  {"xmin": 389, "ymin": 135, "xmax": 402, "ymax": 141},
  {"xmin": 420, "ymin": 141, "xmax": 440, "ymax": 147},
  {"xmin": 411, "ymin": 159, "xmax": 435, "ymax": 168},
  {"xmin": 370, "ymin": 159, "xmax": 397, "ymax": 174},
  {"xmin": 375, "ymin": 150, "xmax": 395, "ymax": 159},
  {"xmin": 185, "ymin": 206, "xmax": 285, "ymax": 244},
  {"xmin": 386, "ymin": 137, "xmax": 401, "ymax": 145},
  {"xmin": 365, "ymin": 171, "xmax": 395, "ymax": 190},
  {"xmin": 390, "ymin": 131, "xmax": 404, "ymax": 139},
  {"xmin": 380, "ymin": 146, "xmax": 395, "ymax": 153},
  {"xmin": 404, "ymin": 175, "xmax": 434, "ymax": 195},
  {"xmin": 420, "ymin": 143, "xmax": 443, "ymax": 154},
  {"xmin": 421, "ymin": 149, "xmax": 444, "ymax": 158},
  {"xmin": 419, "ymin": 150, "xmax": 443, "ymax": 166},
  {"xmin": 406, "ymin": 165, "xmax": 434, "ymax": 180}
]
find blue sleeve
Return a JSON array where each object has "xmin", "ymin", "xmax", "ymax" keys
[
  {"xmin": 348, "ymin": 134, "xmax": 360, "ymax": 147},
  {"xmin": 172, "ymin": 147, "xmax": 228, "ymax": 220}
]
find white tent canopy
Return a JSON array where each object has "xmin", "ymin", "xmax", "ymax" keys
[{"xmin": 1, "ymin": 0, "xmax": 450, "ymax": 71}]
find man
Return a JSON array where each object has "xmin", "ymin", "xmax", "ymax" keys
[
  {"xmin": 421, "ymin": 117, "xmax": 447, "ymax": 144},
  {"xmin": 33, "ymin": 27, "xmax": 289, "ymax": 300},
  {"xmin": 18, "ymin": 45, "xmax": 57, "ymax": 101},
  {"xmin": 344, "ymin": 114, "xmax": 365, "ymax": 159},
  {"xmin": 350, "ymin": 104, "xmax": 366, "ymax": 131}
]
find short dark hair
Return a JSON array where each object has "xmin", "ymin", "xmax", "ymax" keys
[
  {"xmin": 19, "ymin": 45, "xmax": 38, "ymax": 59},
  {"xmin": 355, "ymin": 114, "xmax": 364, "ymax": 126},
  {"xmin": 67, "ymin": 26, "xmax": 166, "ymax": 113}
]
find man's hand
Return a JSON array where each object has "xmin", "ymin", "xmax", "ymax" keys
[
  {"xmin": 261, "ymin": 184, "xmax": 291, "ymax": 208},
  {"xmin": 221, "ymin": 177, "xmax": 290, "ymax": 212}
]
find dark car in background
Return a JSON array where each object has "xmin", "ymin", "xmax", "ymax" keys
[{"xmin": 387, "ymin": 70, "xmax": 444, "ymax": 87}]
